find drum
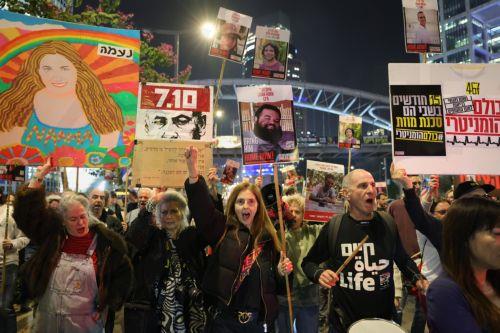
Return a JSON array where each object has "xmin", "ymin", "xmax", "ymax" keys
[{"xmin": 348, "ymin": 318, "xmax": 405, "ymax": 333}]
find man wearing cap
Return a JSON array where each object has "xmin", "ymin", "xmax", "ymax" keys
[
  {"xmin": 219, "ymin": 22, "xmax": 241, "ymax": 53},
  {"xmin": 391, "ymin": 165, "xmax": 495, "ymax": 253}
]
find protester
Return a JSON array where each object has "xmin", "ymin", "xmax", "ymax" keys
[
  {"xmin": 184, "ymin": 146, "xmax": 293, "ymax": 332},
  {"xmin": 125, "ymin": 190, "xmax": 206, "ymax": 332},
  {"xmin": 127, "ymin": 189, "xmax": 138, "ymax": 212},
  {"xmin": 0, "ymin": 196, "xmax": 29, "ymax": 333},
  {"xmin": 109, "ymin": 191, "xmax": 123, "ymax": 222},
  {"xmin": 376, "ymin": 192, "xmax": 389, "ymax": 211},
  {"xmin": 126, "ymin": 187, "xmax": 153, "ymax": 224},
  {"xmin": 277, "ymin": 194, "xmax": 322, "ymax": 333},
  {"xmin": 13, "ymin": 159, "xmax": 133, "ymax": 332},
  {"xmin": 89, "ymin": 188, "xmax": 123, "ymax": 234},
  {"xmin": 46, "ymin": 193, "xmax": 61, "ymax": 209},
  {"xmin": 387, "ymin": 173, "xmax": 429, "ymax": 333},
  {"xmin": 390, "ymin": 164, "xmax": 495, "ymax": 252},
  {"xmin": 426, "ymin": 197, "xmax": 500, "ymax": 332},
  {"xmin": 302, "ymin": 169, "xmax": 427, "ymax": 333}
]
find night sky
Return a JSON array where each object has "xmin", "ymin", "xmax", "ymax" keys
[{"xmin": 115, "ymin": 0, "xmax": 419, "ymax": 95}]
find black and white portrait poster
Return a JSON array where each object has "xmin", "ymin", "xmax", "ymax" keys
[
  {"xmin": 390, "ymin": 85, "xmax": 446, "ymax": 156},
  {"xmin": 236, "ymin": 85, "xmax": 298, "ymax": 165},
  {"xmin": 251, "ymin": 26, "xmax": 290, "ymax": 80},
  {"xmin": 402, "ymin": 0, "xmax": 442, "ymax": 53},
  {"xmin": 209, "ymin": 8, "xmax": 252, "ymax": 63},
  {"xmin": 389, "ymin": 63, "xmax": 500, "ymax": 175},
  {"xmin": 136, "ymin": 83, "xmax": 213, "ymax": 141}
]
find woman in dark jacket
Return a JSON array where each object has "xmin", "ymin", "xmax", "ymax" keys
[
  {"xmin": 13, "ymin": 160, "xmax": 133, "ymax": 332},
  {"xmin": 125, "ymin": 190, "xmax": 207, "ymax": 333},
  {"xmin": 184, "ymin": 146, "xmax": 293, "ymax": 333}
]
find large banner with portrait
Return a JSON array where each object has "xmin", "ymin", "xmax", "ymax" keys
[
  {"xmin": 236, "ymin": 85, "xmax": 298, "ymax": 165},
  {"xmin": 251, "ymin": 26, "xmax": 290, "ymax": 80},
  {"xmin": 389, "ymin": 63, "xmax": 500, "ymax": 175},
  {"xmin": 136, "ymin": 83, "xmax": 213, "ymax": 141},
  {"xmin": 304, "ymin": 160, "xmax": 344, "ymax": 222},
  {"xmin": 208, "ymin": 8, "xmax": 252, "ymax": 63},
  {"xmin": 0, "ymin": 11, "xmax": 140, "ymax": 168},
  {"xmin": 402, "ymin": 0, "xmax": 442, "ymax": 53}
]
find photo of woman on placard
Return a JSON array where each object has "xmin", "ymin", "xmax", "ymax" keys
[{"xmin": 259, "ymin": 43, "xmax": 285, "ymax": 72}]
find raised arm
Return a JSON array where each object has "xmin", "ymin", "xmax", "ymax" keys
[
  {"xmin": 184, "ymin": 146, "xmax": 226, "ymax": 246},
  {"xmin": 390, "ymin": 162, "xmax": 442, "ymax": 252},
  {"xmin": 13, "ymin": 158, "xmax": 63, "ymax": 244}
]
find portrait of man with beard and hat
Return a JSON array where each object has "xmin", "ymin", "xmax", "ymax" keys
[{"xmin": 242, "ymin": 103, "xmax": 296, "ymax": 162}]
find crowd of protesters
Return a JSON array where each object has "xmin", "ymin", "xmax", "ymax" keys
[{"xmin": 0, "ymin": 150, "xmax": 498, "ymax": 333}]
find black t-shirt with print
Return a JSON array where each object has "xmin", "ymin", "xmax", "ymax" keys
[{"xmin": 331, "ymin": 213, "xmax": 395, "ymax": 325}]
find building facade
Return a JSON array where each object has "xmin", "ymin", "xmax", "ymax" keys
[{"xmin": 428, "ymin": 0, "xmax": 499, "ymax": 63}]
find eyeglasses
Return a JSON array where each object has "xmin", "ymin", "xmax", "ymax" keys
[{"xmin": 412, "ymin": 181, "xmax": 421, "ymax": 186}]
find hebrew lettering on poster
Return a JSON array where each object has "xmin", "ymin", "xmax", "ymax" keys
[{"xmin": 0, "ymin": 11, "xmax": 140, "ymax": 167}]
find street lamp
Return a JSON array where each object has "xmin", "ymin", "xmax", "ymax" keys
[{"xmin": 201, "ymin": 22, "xmax": 216, "ymax": 40}]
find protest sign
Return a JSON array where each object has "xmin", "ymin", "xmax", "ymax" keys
[
  {"xmin": 136, "ymin": 83, "xmax": 213, "ymax": 141},
  {"xmin": 281, "ymin": 164, "xmax": 304, "ymax": 195},
  {"xmin": 304, "ymin": 160, "xmax": 344, "ymax": 222},
  {"xmin": 0, "ymin": 11, "xmax": 140, "ymax": 168},
  {"xmin": 209, "ymin": 8, "xmax": 252, "ymax": 63},
  {"xmin": 251, "ymin": 26, "xmax": 290, "ymax": 80},
  {"xmin": 132, "ymin": 140, "xmax": 213, "ymax": 188},
  {"xmin": 236, "ymin": 85, "xmax": 298, "ymax": 165},
  {"xmin": 390, "ymin": 85, "xmax": 446, "ymax": 156},
  {"xmin": 402, "ymin": 0, "xmax": 442, "ymax": 53},
  {"xmin": 338, "ymin": 115, "xmax": 362, "ymax": 149},
  {"xmin": 389, "ymin": 63, "xmax": 500, "ymax": 175}
]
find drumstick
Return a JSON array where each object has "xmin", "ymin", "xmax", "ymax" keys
[{"xmin": 335, "ymin": 235, "xmax": 369, "ymax": 275}]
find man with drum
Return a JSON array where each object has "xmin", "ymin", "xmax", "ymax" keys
[{"xmin": 302, "ymin": 169, "xmax": 428, "ymax": 332}]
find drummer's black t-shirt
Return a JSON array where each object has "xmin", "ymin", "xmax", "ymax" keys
[{"xmin": 330, "ymin": 213, "xmax": 395, "ymax": 327}]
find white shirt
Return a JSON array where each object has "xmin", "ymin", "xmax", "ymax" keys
[{"xmin": 414, "ymin": 24, "xmax": 434, "ymax": 44}]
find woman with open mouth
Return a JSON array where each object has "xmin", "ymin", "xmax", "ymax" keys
[
  {"xmin": 13, "ymin": 159, "xmax": 133, "ymax": 332},
  {"xmin": 184, "ymin": 146, "xmax": 293, "ymax": 333}
]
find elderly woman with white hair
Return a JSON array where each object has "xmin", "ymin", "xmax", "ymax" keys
[
  {"xmin": 13, "ymin": 160, "xmax": 133, "ymax": 333},
  {"xmin": 125, "ymin": 190, "xmax": 207, "ymax": 333}
]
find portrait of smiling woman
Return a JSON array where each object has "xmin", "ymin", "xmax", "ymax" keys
[{"xmin": 0, "ymin": 40, "xmax": 123, "ymax": 154}]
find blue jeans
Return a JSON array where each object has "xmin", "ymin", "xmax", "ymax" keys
[
  {"xmin": 0, "ymin": 264, "xmax": 18, "ymax": 333},
  {"xmin": 277, "ymin": 304, "xmax": 319, "ymax": 333}
]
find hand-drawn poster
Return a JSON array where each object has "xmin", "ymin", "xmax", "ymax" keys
[
  {"xmin": 402, "ymin": 0, "xmax": 442, "ymax": 53},
  {"xmin": 389, "ymin": 63, "xmax": 500, "ymax": 175},
  {"xmin": 136, "ymin": 83, "xmax": 213, "ymax": 141},
  {"xmin": 338, "ymin": 115, "xmax": 362, "ymax": 149},
  {"xmin": 251, "ymin": 26, "xmax": 290, "ymax": 80},
  {"xmin": 132, "ymin": 140, "xmax": 213, "ymax": 188},
  {"xmin": 0, "ymin": 11, "xmax": 140, "ymax": 168},
  {"xmin": 221, "ymin": 159, "xmax": 240, "ymax": 185},
  {"xmin": 304, "ymin": 160, "xmax": 344, "ymax": 222},
  {"xmin": 209, "ymin": 8, "xmax": 252, "ymax": 63},
  {"xmin": 390, "ymin": 85, "xmax": 445, "ymax": 156},
  {"xmin": 236, "ymin": 85, "xmax": 298, "ymax": 165}
]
